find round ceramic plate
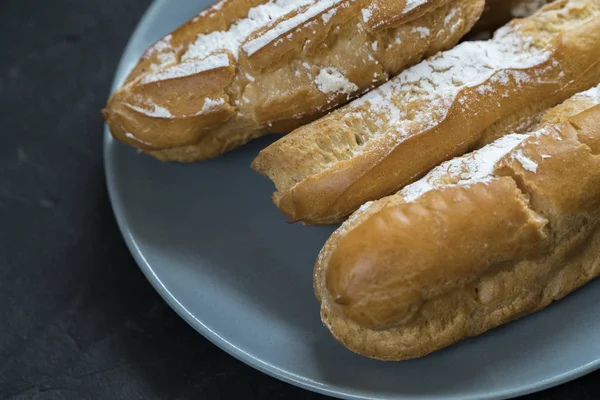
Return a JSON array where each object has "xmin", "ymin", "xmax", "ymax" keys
[{"xmin": 104, "ymin": 1, "xmax": 600, "ymax": 399}]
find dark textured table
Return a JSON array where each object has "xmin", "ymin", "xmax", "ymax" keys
[{"xmin": 1, "ymin": 0, "xmax": 599, "ymax": 399}]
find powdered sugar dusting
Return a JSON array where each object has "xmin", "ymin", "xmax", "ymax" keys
[
  {"xmin": 401, "ymin": 133, "xmax": 531, "ymax": 202},
  {"xmin": 403, "ymin": 0, "xmax": 428, "ymax": 14},
  {"xmin": 411, "ymin": 26, "xmax": 430, "ymax": 39},
  {"xmin": 126, "ymin": 103, "xmax": 174, "ymax": 119},
  {"xmin": 513, "ymin": 149, "xmax": 538, "ymax": 173},
  {"xmin": 243, "ymin": 0, "xmax": 344, "ymax": 56},
  {"xmin": 146, "ymin": 34, "xmax": 173, "ymax": 58},
  {"xmin": 125, "ymin": 132, "xmax": 152, "ymax": 146},
  {"xmin": 361, "ymin": 7, "xmax": 372, "ymax": 23},
  {"xmin": 194, "ymin": 0, "xmax": 227, "ymax": 21},
  {"xmin": 315, "ymin": 67, "xmax": 359, "ymax": 96},
  {"xmin": 321, "ymin": 8, "xmax": 337, "ymax": 24},
  {"xmin": 199, "ymin": 98, "xmax": 226, "ymax": 114},
  {"xmin": 444, "ymin": 7, "xmax": 460, "ymax": 25},
  {"xmin": 575, "ymin": 83, "xmax": 600, "ymax": 104},
  {"xmin": 184, "ymin": 1, "xmax": 311, "ymax": 62},
  {"xmin": 145, "ymin": 34, "xmax": 178, "ymax": 72},
  {"xmin": 183, "ymin": 0, "xmax": 346, "ymax": 65},
  {"xmin": 142, "ymin": 54, "xmax": 229, "ymax": 84},
  {"xmin": 348, "ymin": 23, "xmax": 552, "ymax": 145}
]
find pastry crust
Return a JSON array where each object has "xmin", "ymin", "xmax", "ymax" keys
[
  {"xmin": 103, "ymin": 0, "xmax": 483, "ymax": 161},
  {"xmin": 314, "ymin": 84, "xmax": 600, "ymax": 360},
  {"xmin": 253, "ymin": 0, "xmax": 600, "ymax": 224}
]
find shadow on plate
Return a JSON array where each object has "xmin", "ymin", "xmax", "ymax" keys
[
  {"xmin": 110, "ymin": 136, "xmax": 337, "ymax": 337},
  {"xmin": 308, "ymin": 277, "xmax": 600, "ymax": 398},
  {"xmin": 106, "ymin": 133, "xmax": 600, "ymax": 399}
]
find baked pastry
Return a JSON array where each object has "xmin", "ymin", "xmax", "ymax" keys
[
  {"xmin": 103, "ymin": 0, "xmax": 484, "ymax": 161},
  {"xmin": 253, "ymin": 0, "xmax": 600, "ymax": 224},
  {"xmin": 472, "ymin": 0, "xmax": 553, "ymax": 36},
  {"xmin": 314, "ymin": 84, "xmax": 600, "ymax": 360}
]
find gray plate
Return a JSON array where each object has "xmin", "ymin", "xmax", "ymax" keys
[{"xmin": 104, "ymin": 1, "xmax": 600, "ymax": 399}]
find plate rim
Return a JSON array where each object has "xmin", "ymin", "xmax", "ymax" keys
[{"xmin": 103, "ymin": 1, "xmax": 600, "ymax": 399}]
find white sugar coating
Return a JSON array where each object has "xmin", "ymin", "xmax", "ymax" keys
[
  {"xmin": 142, "ymin": 54, "xmax": 230, "ymax": 84},
  {"xmin": 335, "ymin": 126, "xmax": 552, "ymax": 239},
  {"xmin": 183, "ymin": 0, "xmax": 345, "ymax": 65},
  {"xmin": 411, "ymin": 26, "xmax": 430, "ymax": 39},
  {"xmin": 194, "ymin": 0, "xmax": 226, "ymax": 21},
  {"xmin": 211, "ymin": 0, "xmax": 225, "ymax": 11},
  {"xmin": 315, "ymin": 67, "xmax": 359, "ymax": 95},
  {"xmin": 444, "ymin": 6, "xmax": 464, "ymax": 35},
  {"xmin": 146, "ymin": 34, "xmax": 172, "ymax": 57},
  {"xmin": 575, "ymin": 83, "xmax": 600, "ymax": 104},
  {"xmin": 184, "ymin": 0, "xmax": 316, "ymax": 62},
  {"xmin": 346, "ymin": 23, "xmax": 552, "ymax": 146},
  {"xmin": 403, "ymin": 0, "xmax": 428, "ymax": 14},
  {"xmin": 513, "ymin": 149, "xmax": 539, "ymax": 173},
  {"xmin": 512, "ymin": 0, "xmax": 549, "ymax": 18},
  {"xmin": 126, "ymin": 103, "xmax": 174, "ymax": 119},
  {"xmin": 361, "ymin": 7, "xmax": 372, "ymax": 23},
  {"xmin": 145, "ymin": 35, "xmax": 178, "ymax": 72},
  {"xmin": 150, "ymin": 34, "xmax": 172, "ymax": 54},
  {"xmin": 444, "ymin": 7, "xmax": 460, "ymax": 25},
  {"xmin": 243, "ymin": 0, "xmax": 344, "ymax": 56},
  {"xmin": 401, "ymin": 133, "xmax": 531, "ymax": 203},
  {"xmin": 198, "ymin": 98, "xmax": 226, "ymax": 114},
  {"xmin": 125, "ymin": 132, "xmax": 152, "ymax": 146},
  {"xmin": 321, "ymin": 8, "xmax": 337, "ymax": 24},
  {"xmin": 154, "ymin": 52, "xmax": 178, "ymax": 71}
]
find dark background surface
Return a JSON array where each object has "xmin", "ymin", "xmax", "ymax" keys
[{"xmin": 1, "ymin": 0, "xmax": 599, "ymax": 399}]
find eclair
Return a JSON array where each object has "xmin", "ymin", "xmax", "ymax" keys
[{"xmin": 104, "ymin": 0, "xmax": 483, "ymax": 161}]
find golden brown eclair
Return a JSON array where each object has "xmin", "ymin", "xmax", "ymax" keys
[
  {"xmin": 103, "ymin": 0, "xmax": 484, "ymax": 161},
  {"xmin": 252, "ymin": 0, "xmax": 600, "ymax": 224},
  {"xmin": 314, "ymin": 84, "xmax": 600, "ymax": 360}
]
